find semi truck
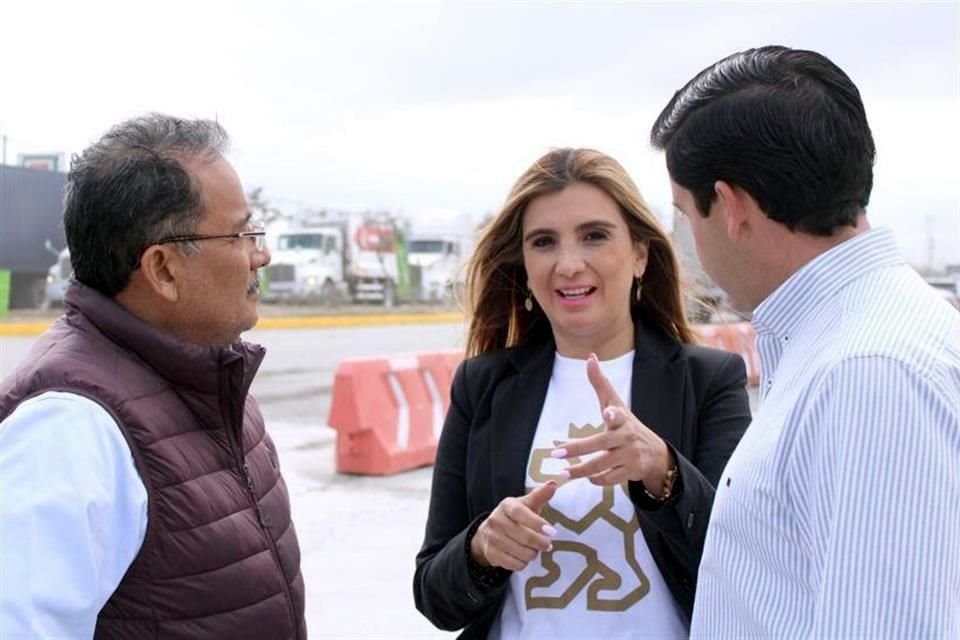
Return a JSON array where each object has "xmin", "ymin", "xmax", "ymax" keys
[
  {"xmin": 406, "ymin": 235, "xmax": 467, "ymax": 303},
  {"xmin": 0, "ymin": 164, "xmax": 67, "ymax": 308},
  {"xmin": 262, "ymin": 212, "xmax": 412, "ymax": 306}
]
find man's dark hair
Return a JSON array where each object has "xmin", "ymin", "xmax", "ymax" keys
[
  {"xmin": 650, "ymin": 45, "xmax": 875, "ymax": 236},
  {"xmin": 64, "ymin": 114, "xmax": 229, "ymax": 296}
]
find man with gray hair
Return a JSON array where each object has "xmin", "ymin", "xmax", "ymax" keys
[{"xmin": 0, "ymin": 114, "xmax": 306, "ymax": 639}]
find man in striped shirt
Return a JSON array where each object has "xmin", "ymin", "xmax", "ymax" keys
[{"xmin": 650, "ymin": 46, "xmax": 960, "ymax": 638}]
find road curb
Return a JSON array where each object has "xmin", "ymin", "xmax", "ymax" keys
[{"xmin": 0, "ymin": 312, "xmax": 466, "ymax": 337}]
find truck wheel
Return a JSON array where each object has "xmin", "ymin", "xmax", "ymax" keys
[{"xmin": 382, "ymin": 280, "xmax": 396, "ymax": 308}]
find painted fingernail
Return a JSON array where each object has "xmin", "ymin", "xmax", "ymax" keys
[
  {"xmin": 546, "ymin": 543, "xmax": 554, "ymax": 552},
  {"xmin": 604, "ymin": 408, "xmax": 617, "ymax": 422},
  {"xmin": 551, "ymin": 448, "xmax": 568, "ymax": 459},
  {"xmin": 559, "ymin": 468, "xmax": 570, "ymax": 479},
  {"xmin": 542, "ymin": 524, "xmax": 557, "ymax": 537}
]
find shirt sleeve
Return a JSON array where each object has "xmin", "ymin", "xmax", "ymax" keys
[
  {"xmin": 0, "ymin": 391, "xmax": 148, "ymax": 640},
  {"xmin": 798, "ymin": 356, "xmax": 960, "ymax": 638}
]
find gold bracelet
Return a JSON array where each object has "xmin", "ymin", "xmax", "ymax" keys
[
  {"xmin": 660, "ymin": 463, "xmax": 678, "ymax": 501},
  {"xmin": 643, "ymin": 461, "xmax": 678, "ymax": 502}
]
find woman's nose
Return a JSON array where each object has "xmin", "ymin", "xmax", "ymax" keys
[{"xmin": 555, "ymin": 246, "xmax": 584, "ymax": 277}]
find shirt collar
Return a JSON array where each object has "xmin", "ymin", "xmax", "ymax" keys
[{"xmin": 752, "ymin": 227, "xmax": 904, "ymax": 339}]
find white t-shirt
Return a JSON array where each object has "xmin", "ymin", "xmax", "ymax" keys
[{"xmin": 490, "ymin": 352, "xmax": 688, "ymax": 640}]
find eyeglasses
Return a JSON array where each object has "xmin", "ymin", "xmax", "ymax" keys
[{"xmin": 157, "ymin": 223, "xmax": 267, "ymax": 251}]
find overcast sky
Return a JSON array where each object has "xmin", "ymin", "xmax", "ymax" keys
[{"xmin": 3, "ymin": 0, "xmax": 958, "ymax": 267}]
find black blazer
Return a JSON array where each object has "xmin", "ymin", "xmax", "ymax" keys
[{"xmin": 413, "ymin": 318, "xmax": 751, "ymax": 638}]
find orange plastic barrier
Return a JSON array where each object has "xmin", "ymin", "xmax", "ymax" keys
[
  {"xmin": 695, "ymin": 322, "xmax": 760, "ymax": 386},
  {"xmin": 327, "ymin": 351, "xmax": 463, "ymax": 475},
  {"xmin": 329, "ymin": 324, "xmax": 759, "ymax": 475}
]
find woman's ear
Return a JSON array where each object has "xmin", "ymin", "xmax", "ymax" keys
[{"xmin": 634, "ymin": 239, "xmax": 650, "ymax": 278}]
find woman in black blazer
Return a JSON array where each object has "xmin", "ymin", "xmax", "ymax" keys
[{"xmin": 414, "ymin": 148, "xmax": 751, "ymax": 639}]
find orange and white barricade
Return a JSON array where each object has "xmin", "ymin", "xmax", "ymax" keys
[
  {"xmin": 695, "ymin": 322, "xmax": 760, "ymax": 387},
  {"xmin": 327, "ymin": 351, "xmax": 463, "ymax": 475}
]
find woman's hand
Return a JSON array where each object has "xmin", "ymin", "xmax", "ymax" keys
[
  {"xmin": 470, "ymin": 481, "xmax": 558, "ymax": 571},
  {"xmin": 552, "ymin": 354, "xmax": 673, "ymax": 493}
]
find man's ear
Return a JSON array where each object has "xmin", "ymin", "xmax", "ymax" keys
[
  {"xmin": 137, "ymin": 245, "xmax": 181, "ymax": 303},
  {"xmin": 714, "ymin": 180, "xmax": 753, "ymax": 241}
]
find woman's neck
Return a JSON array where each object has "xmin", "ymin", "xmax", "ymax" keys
[{"xmin": 553, "ymin": 323, "xmax": 635, "ymax": 361}]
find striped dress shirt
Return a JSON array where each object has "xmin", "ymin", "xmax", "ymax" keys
[{"xmin": 690, "ymin": 228, "xmax": 960, "ymax": 639}]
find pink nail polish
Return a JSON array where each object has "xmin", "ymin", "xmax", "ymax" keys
[
  {"xmin": 546, "ymin": 543, "xmax": 553, "ymax": 552},
  {"xmin": 550, "ymin": 448, "xmax": 567, "ymax": 459},
  {"xmin": 542, "ymin": 524, "xmax": 557, "ymax": 537},
  {"xmin": 559, "ymin": 469, "xmax": 570, "ymax": 479},
  {"xmin": 604, "ymin": 408, "xmax": 616, "ymax": 422}
]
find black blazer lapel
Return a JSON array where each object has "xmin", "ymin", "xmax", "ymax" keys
[
  {"xmin": 488, "ymin": 340, "xmax": 554, "ymax": 504},
  {"xmin": 629, "ymin": 320, "xmax": 688, "ymax": 454},
  {"xmin": 484, "ymin": 319, "xmax": 688, "ymax": 508}
]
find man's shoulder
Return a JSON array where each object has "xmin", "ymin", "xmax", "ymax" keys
[
  {"xmin": 1, "ymin": 315, "xmax": 161, "ymax": 420},
  {"xmin": 832, "ymin": 266, "xmax": 959, "ymax": 371}
]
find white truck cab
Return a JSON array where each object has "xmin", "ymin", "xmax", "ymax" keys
[
  {"xmin": 407, "ymin": 237, "xmax": 461, "ymax": 302},
  {"xmin": 262, "ymin": 228, "xmax": 344, "ymax": 304}
]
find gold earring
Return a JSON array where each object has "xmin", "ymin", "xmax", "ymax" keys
[
  {"xmin": 524, "ymin": 290, "xmax": 533, "ymax": 312},
  {"xmin": 635, "ymin": 279, "xmax": 642, "ymax": 302}
]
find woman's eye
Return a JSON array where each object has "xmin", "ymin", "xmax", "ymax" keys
[
  {"xmin": 531, "ymin": 236, "xmax": 554, "ymax": 248},
  {"xmin": 584, "ymin": 230, "xmax": 609, "ymax": 242}
]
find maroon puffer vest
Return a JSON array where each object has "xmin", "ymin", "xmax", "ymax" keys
[{"xmin": 0, "ymin": 282, "xmax": 306, "ymax": 639}]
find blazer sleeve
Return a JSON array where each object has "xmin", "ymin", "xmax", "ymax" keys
[
  {"xmin": 413, "ymin": 359, "xmax": 508, "ymax": 631},
  {"xmin": 629, "ymin": 350, "xmax": 751, "ymax": 589}
]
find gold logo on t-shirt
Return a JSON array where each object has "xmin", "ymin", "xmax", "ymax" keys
[{"xmin": 525, "ymin": 422, "xmax": 651, "ymax": 611}]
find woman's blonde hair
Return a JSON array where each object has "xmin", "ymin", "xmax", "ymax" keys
[{"xmin": 464, "ymin": 147, "xmax": 695, "ymax": 358}]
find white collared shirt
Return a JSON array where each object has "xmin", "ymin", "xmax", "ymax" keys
[
  {"xmin": 691, "ymin": 228, "xmax": 960, "ymax": 638},
  {"xmin": 0, "ymin": 392, "xmax": 147, "ymax": 640}
]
